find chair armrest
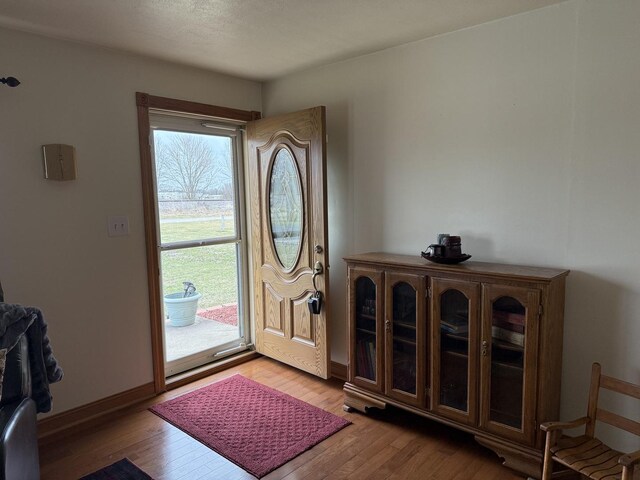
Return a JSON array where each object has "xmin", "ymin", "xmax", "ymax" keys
[
  {"xmin": 540, "ymin": 417, "xmax": 589, "ymax": 432},
  {"xmin": 0, "ymin": 397, "xmax": 40, "ymax": 480},
  {"xmin": 619, "ymin": 449, "xmax": 640, "ymax": 467}
]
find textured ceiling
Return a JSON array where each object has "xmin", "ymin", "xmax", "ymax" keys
[{"xmin": 0, "ymin": 0, "xmax": 566, "ymax": 81}]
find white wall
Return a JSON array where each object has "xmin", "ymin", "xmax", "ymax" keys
[
  {"xmin": 0, "ymin": 28, "xmax": 261, "ymax": 414},
  {"xmin": 263, "ymin": 0, "xmax": 640, "ymax": 450}
]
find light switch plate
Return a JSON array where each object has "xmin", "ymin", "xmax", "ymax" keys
[
  {"xmin": 43, "ymin": 144, "xmax": 77, "ymax": 181},
  {"xmin": 107, "ymin": 216, "xmax": 129, "ymax": 237}
]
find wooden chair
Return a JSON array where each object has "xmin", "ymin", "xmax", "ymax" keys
[{"xmin": 541, "ymin": 363, "xmax": 640, "ymax": 480}]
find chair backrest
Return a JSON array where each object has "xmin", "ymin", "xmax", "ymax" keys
[
  {"xmin": 585, "ymin": 362, "xmax": 640, "ymax": 438},
  {"xmin": 1, "ymin": 335, "xmax": 31, "ymax": 406}
]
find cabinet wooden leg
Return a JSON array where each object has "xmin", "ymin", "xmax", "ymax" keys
[
  {"xmin": 475, "ymin": 435, "xmax": 542, "ymax": 479},
  {"xmin": 343, "ymin": 385, "xmax": 387, "ymax": 414}
]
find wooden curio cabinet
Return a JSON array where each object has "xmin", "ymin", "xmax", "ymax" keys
[{"xmin": 343, "ymin": 253, "xmax": 569, "ymax": 479}]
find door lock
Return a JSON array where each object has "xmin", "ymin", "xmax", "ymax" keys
[
  {"xmin": 308, "ymin": 261, "xmax": 324, "ymax": 315},
  {"xmin": 308, "ymin": 291, "xmax": 323, "ymax": 315}
]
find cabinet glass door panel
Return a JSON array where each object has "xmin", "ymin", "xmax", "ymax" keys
[
  {"xmin": 349, "ymin": 267, "xmax": 384, "ymax": 393},
  {"xmin": 481, "ymin": 284, "xmax": 540, "ymax": 445},
  {"xmin": 385, "ymin": 272, "xmax": 425, "ymax": 408},
  {"xmin": 355, "ymin": 276, "xmax": 377, "ymax": 382},
  {"xmin": 431, "ymin": 278, "xmax": 479, "ymax": 425},
  {"xmin": 391, "ymin": 282, "xmax": 417, "ymax": 394},
  {"xmin": 489, "ymin": 296, "xmax": 526, "ymax": 428},
  {"xmin": 440, "ymin": 289, "xmax": 469, "ymax": 410}
]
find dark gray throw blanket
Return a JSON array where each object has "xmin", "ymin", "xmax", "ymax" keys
[{"xmin": 0, "ymin": 302, "xmax": 63, "ymax": 413}]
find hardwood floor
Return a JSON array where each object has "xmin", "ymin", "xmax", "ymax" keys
[{"xmin": 39, "ymin": 357, "xmax": 524, "ymax": 479}]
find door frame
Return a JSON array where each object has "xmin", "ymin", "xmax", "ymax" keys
[{"xmin": 136, "ymin": 92, "xmax": 260, "ymax": 392}]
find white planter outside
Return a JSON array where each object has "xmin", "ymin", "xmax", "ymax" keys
[{"xmin": 164, "ymin": 292, "xmax": 201, "ymax": 327}]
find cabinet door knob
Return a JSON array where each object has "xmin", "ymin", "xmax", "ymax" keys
[{"xmin": 482, "ymin": 340, "xmax": 488, "ymax": 356}]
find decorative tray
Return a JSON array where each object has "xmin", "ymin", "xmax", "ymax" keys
[{"xmin": 421, "ymin": 252, "xmax": 472, "ymax": 264}]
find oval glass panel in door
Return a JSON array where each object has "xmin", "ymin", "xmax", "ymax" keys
[{"xmin": 269, "ymin": 148, "xmax": 303, "ymax": 270}]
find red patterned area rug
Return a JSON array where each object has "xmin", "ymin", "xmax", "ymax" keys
[{"xmin": 149, "ymin": 375, "xmax": 351, "ymax": 478}]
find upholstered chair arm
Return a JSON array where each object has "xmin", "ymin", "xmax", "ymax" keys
[
  {"xmin": 619, "ymin": 449, "xmax": 640, "ymax": 467},
  {"xmin": 540, "ymin": 417, "xmax": 589, "ymax": 432}
]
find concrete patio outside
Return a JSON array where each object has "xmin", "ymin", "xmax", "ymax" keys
[{"xmin": 164, "ymin": 307, "xmax": 240, "ymax": 362}]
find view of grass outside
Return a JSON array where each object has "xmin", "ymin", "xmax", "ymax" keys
[
  {"xmin": 153, "ymin": 129, "xmax": 241, "ymax": 313},
  {"xmin": 160, "ymin": 218, "xmax": 239, "ymax": 310},
  {"xmin": 159, "ymin": 210, "xmax": 236, "ymax": 242}
]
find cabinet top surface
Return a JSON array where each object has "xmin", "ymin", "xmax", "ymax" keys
[{"xmin": 344, "ymin": 252, "xmax": 569, "ymax": 281}]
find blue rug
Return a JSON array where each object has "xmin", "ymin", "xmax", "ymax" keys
[{"xmin": 79, "ymin": 458, "xmax": 152, "ymax": 480}]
